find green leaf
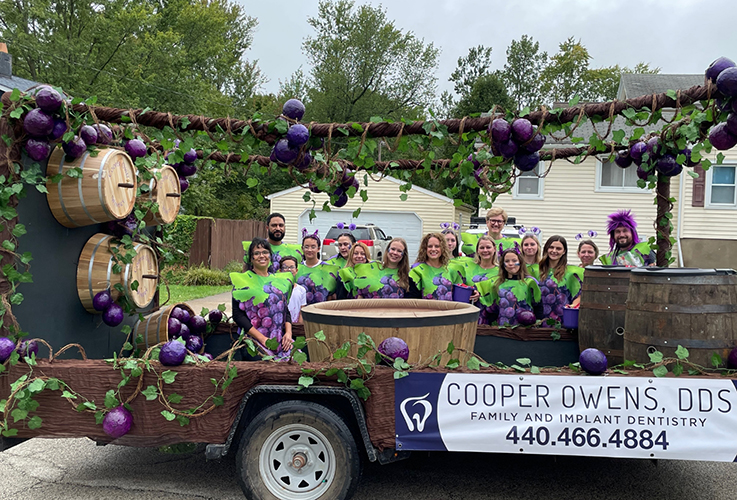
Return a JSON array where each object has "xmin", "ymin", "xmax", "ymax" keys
[
  {"xmin": 94, "ymin": 411, "xmax": 105, "ymax": 425},
  {"xmin": 9, "ymin": 88, "xmax": 20, "ymax": 101},
  {"xmin": 466, "ymin": 357, "xmax": 481, "ymax": 370},
  {"xmin": 11, "ymin": 408, "xmax": 28, "ymax": 422},
  {"xmin": 27, "ymin": 416, "xmax": 42, "ymax": 430},
  {"xmin": 530, "ymin": 366, "xmax": 541, "ymax": 374},
  {"xmin": 672, "ymin": 363, "xmax": 684, "ymax": 377},
  {"xmin": 314, "ymin": 331, "xmax": 326, "ymax": 342},
  {"xmin": 213, "ymin": 396, "xmax": 224, "ymax": 406},
  {"xmin": 298, "ymin": 375, "xmax": 314, "ymax": 388},
  {"xmin": 27, "ymin": 379, "xmax": 45, "ymax": 394},
  {"xmin": 712, "ymin": 352, "xmax": 723, "ymax": 368},
  {"xmin": 675, "ymin": 345, "xmax": 689, "ymax": 360},
  {"xmin": 265, "ymin": 337, "xmax": 278, "ymax": 351},
  {"xmin": 446, "ymin": 358, "xmax": 460, "ymax": 369},
  {"xmin": 161, "ymin": 371, "xmax": 177, "ymax": 384},
  {"xmin": 511, "ymin": 364, "xmax": 526, "ymax": 373},
  {"xmin": 2, "ymin": 428, "xmax": 19, "ymax": 437},
  {"xmin": 175, "ymin": 415, "xmax": 190, "ymax": 427},
  {"xmin": 161, "ymin": 410, "xmax": 176, "ymax": 421},
  {"xmin": 292, "ymin": 351, "xmax": 307, "ymax": 365},
  {"xmin": 653, "ymin": 365, "xmax": 668, "ymax": 378},
  {"xmin": 167, "ymin": 393, "xmax": 183, "ymax": 404},
  {"xmin": 143, "ymin": 385, "xmax": 160, "ymax": 401},
  {"xmin": 393, "ymin": 370, "xmax": 409, "ymax": 379},
  {"xmin": 246, "ymin": 177, "xmax": 259, "ymax": 188},
  {"xmin": 45, "ymin": 378, "xmax": 60, "ymax": 391},
  {"xmin": 648, "ymin": 351, "xmax": 664, "ymax": 364},
  {"xmin": 516, "ymin": 358, "xmax": 531, "ymax": 366},
  {"xmin": 399, "ymin": 194, "xmax": 408, "ymax": 202},
  {"xmin": 568, "ymin": 95, "xmax": 581, "ymax": 107},
  {"xmin": 61, "ymin": 390, "xmax": 77, "ymax": 399},
  {"xmin": 446, "ymin": 341, "xmax": 455, "ymax": 355}
]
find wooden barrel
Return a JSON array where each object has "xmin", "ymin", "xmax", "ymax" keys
[
  {"xmin": 624, "ymin": 268, "xmax": 737, "ymax": 367},
  {"xmin": 76, "ymin": 233, "xmax": 159, "ymax": 313},
  {"xmin": 302, "ymin": 299, "xmax": 479, "ymax": 364},
  {"xmin": 140, "ymin": 166, "xmax": 181, "ymax": 226},
  {"xmin": 46, "ymin": 147, "xmax": 137, "ymax": 228},
  {"xmin": 577, "ymin": 266, "xmax": 632, "ymax": 365},
  {"xmin": 133, "ymin": 303, "xmax": 195, "ymax": 351}
]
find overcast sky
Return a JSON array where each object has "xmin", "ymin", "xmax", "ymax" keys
[{"xmin": 240, "ymin": 0, "xmax": 736, "ymax": 100}]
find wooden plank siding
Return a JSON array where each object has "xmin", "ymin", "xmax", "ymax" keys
[
  {"xmin": 189, "ymin": 219, "xmax": 267, "ymax": 268},
  {"xmin": 479, "ymin": 158, "xmax": 681, "ymax": 263}
]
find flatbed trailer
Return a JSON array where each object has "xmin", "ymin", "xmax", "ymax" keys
[{"xmin": 2, "ymin": 355, "xmax": 736, "ymax": 500}]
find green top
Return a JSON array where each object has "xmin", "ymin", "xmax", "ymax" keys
[
  {"xmin": 409, "ymin": 263, "xmax": 461, "ymax": 300},
  {"xmin": 476, "ymin": 277, "xmax": 541, "ymax": 326},
  {"xmin": 455, "ymin": 261, "xmax": 499, "ymax": 286},
  {"xmin": 242, "ymin": 240, "xmax": 304, "ymax": 273},
  {"xmin": 326, "ymin": 254, "xmax": 348, "ymax": 268},
  {"xmin": 536, "ymin": 265, "xmax": 584, "ymax": 321},
  {"xmin": 339, "ymin": 262, "xmax": 407, "ymax": 298},
  {"xmin": 600, "ymin": 242, "xmax": 655, "ymax": 267},
  {"xmin": 460, "ymin": 233, "xmax": 520, "ymax": 257},
  {"xmin": 230, "ymin": 270, "xmax": 294, "ymax": 360},
  {"xmin": 295, "ymin": 262, "xmax": 340, "ymax": 305}
]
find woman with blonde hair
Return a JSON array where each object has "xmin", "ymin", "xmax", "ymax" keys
[
  {"xmin": 410, "ymin": 233, "xmax": 460, "ymax": 300},
  {"xmin": 521, "ymin": 233, "xmax": 541, "ymax": 269},
  {"xmin": 340, "ymin": 238, "xmax": 420, "ymax": 298},
  {"xmin": 457, "ymin": 235, "xmax": 499, "ymax": 286}
]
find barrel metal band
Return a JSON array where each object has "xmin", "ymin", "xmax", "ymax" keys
[
  {"xmin": 629, "ymin": 303, "xmax": 737, "ymax": 314},
  {"xmin": 579, "ymin": 303, "xmax": 626, "ymax": 311},
  {"xmin": 97, "ymin": 149, "xmax": 117, "ymax": 221},
  {"xmin": 87, "ymin": 235, "xmax": 111, "ymax": 305},
  {"xmin": 300, "ymin": 310, "xmax": 480, "ymax": 328},
  {"xmin": 76, "ymin": 152, "xmax": 100, "ymax": 223},
  {"xmin": 625, "ymin": 332, "xmax": 736, "ymax": 349},
  {"xmin": 57, "ymin": 155, "xmax": 81, "ymax": 227}
]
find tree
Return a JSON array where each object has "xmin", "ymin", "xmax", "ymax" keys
[
  {"xmin": 585, "ymin": 62, "xmax": 661, "ymax": 102},
  {"xmin": 539, "ymin": 37, "xmax": 591, "ymax": 105},
  {"xmin": 452, "ymin": 74, "xmax": 513, "ymax": 118},
  {"xmin": 449, "ymin": 45, "xmax": 494, "ymax": 97},
  {"xmin": 303, "ymin": 0, "xmax": 439, "ymax": 123},
  {"xmin": 501, "ymin": 35, "xmax": 548, "ymax": 110},
  {"xmin": 0, "ymin": 0, "xmax": 265, "ymax": 117}
]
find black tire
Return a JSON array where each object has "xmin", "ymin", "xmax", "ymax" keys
[{"xmin": 236, "ymin": 400, "xmax": 362, "ymax": 500}]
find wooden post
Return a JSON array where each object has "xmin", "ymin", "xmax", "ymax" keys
[{"xmin": 655, "ymin": 177, "xmax": 672, "ymax": 267}]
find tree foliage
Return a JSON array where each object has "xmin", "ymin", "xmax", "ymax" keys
[
  {"xmin": 0, "ymin": 0, "xmax": 265, "ymax": 116},
  {"xmin": 501, "ymin": 35, "xmax": 548, "ymax": 111},
  {"xmin": 302, "ymin": 0, "xmax": 439, "ymax": 123}
]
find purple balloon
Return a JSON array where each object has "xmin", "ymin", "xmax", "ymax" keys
[
  {"xmin": 168, "ymin": 317, "xmax": 182, "ymax": 337},
  {"xmin": 23, "ymin": 108, "xmax": 54, "ymax": 137},
  {"xmin": 183, "ymin": 149, "xmax": 197, "ymax": 163},
  {"xmin": 79, "ymin": 125, "xmax": 98, "ymax": 146},
  {"xmin": 49, "ymin": 118, "xmax": 68, "ymax": 141},
  {"xmin": 179, "ymin": 162, "xmax": 197, "ymax": 177}
]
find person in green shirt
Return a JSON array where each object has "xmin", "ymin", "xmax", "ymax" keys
[
  {"xmin": 326, "ymin": 231, "xmax": 355, "ymax": 268},
  {"xmin": 460, "ymin": 207, "xmax": 520, "ymax": 257},
  {"xmin": 410, "ymin": 233, "xmax": 460, "ymax": 300},
  {"xmin": 600, "ymin": 210, "xmax": 655, "ymax": 267},
  {"xmin": 538, "ymin": 236, "xmax": 583, "ymax": 321},
  {"xmin": 454, "ymin": 234, "xmax": 499, "ymax": 286}
]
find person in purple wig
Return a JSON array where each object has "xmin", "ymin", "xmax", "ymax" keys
[{"xmin": 602, "ymin": 210, "xmax": 655, "ymax": 267}]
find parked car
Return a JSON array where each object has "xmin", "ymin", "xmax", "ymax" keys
[{"xmin": 322, "ymin": 224, "xmax": 391, "ymax": 261}]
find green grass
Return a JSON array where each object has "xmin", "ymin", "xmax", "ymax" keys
[{"xmin": 159, "ymin": 285, "xmax": 231, "ymax": 304}]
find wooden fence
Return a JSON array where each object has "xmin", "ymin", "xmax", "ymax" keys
[{"xmin": 189, "ymin": 219, "xmax": 267, "ymax": 269}]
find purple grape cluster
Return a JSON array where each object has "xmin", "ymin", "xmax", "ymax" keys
[
  {"xmin": 496, "ymin": 288, "xmax": 534, "ymax": 326},
  {"xmin": 165, "ymin": 141, "xmax": 198, "ymax": 193},
  {"xmin": 488, "ymin": 118, "xmax": 546, "ymax": 173},
  {"xmin": 539, "ymin": 278, "xmax": 569, "ymax": 320},
  {"xmin": 21, "ymin": 86, "xmax": 113, "ymax": 162},
  {"xmin": 238, "ymin": 284, "xmax": 287, "ymax": 346},
  {"xmin": 479, "ymin": 303, "xmax": 499, "ymax": 325},
  {"xmin": 707, "ymin": 57, "xmax": 737, "ymax": 150},
  {"xmin": 354, "ymin": 275, "xmax": 404, "ymax": 299},
  {"xmin": 270, "ymin": 99, "xmax": 314, "ymax": 174},
  {"xmin": 424, "ymin": 275, "xmax": 453, "ymax": 301},
  {"xmin": 167, "ymin": 306, "xmax": 206, "ymax": 353},
  {"xmin": 297, "ymin": 275, "xmax": 330, "ymax": 304}
]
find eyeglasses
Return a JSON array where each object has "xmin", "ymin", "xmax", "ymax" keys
[
  {"xmin": 253, "ymin": 251, "xmax": 270, "ymax": 257},
  {"xmin": 487, "ymin": 219, "xmax": 505, "ymax": 226},
  {"xmin": 280, "ymin": 265, "xmax": 296, "ymax": 271}
]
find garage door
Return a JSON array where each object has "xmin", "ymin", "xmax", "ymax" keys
[{"xmin": 298, "ymin": 209, "xmax": 424, "ymax": 262}]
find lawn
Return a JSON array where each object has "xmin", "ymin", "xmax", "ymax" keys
[{"xmin": 158, "ymin": 285, "xmax": 231, "ymax": 304}]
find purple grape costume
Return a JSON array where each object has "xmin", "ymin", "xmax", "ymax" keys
[
  {"xmin": 230, "ymin": 271, "xmax": 294, "ymax": 361},
  {"xmin": 536, "ymin": 266, "xmax": 584, "ymax": 321},
  {"xmin": 409, "ymin": 263, "xmax": 461, "ymax": 301},
  {"xmin": 339, "ymin": 263, "xmax": 407, "ymax": 298},
  {"xmin": 296, "ymin": 262, "xmax": 340, "ymax": 305},
  {"xmin": 476, "ymin": 278, "xmax": 541, "ymax": 326}
]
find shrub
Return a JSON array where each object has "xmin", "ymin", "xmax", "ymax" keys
[
  {"xmin": 222, "ymin": 260, "xmax": 245, "ymax": 274},
  {"xmin": 181, "ymin": 265, "xmax": 230, "ymax": 286}
]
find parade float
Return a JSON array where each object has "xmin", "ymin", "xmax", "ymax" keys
[{"xmin": 2, "ymin": 57, "xmax": 737, "ymax": 500}]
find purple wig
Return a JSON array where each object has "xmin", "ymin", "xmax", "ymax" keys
[{"xmin": 606, "ymin": 210, "xmax": 640, "ymax": 250}]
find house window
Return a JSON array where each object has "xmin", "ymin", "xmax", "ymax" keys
[
  {"xmin": 596, "ymin": 160, "xmax": 644, "ymax": 193},
  {"xmin": 706, "ymin": 164, "xmax": 737, "ymax": 209},
  {"xmin": 513, "ymin": 162, "xmax": 544, "ymax": 200}
]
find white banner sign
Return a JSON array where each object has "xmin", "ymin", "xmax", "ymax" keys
[{"xmin": 395, "ymin": 373, "xmax": 737, "ymax": 461}]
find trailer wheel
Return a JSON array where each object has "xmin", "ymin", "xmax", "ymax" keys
[{"xmin": 236, "ymin": 400, "xmax": 361, "ymax": 500}]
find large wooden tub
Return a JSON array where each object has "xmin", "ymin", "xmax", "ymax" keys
[
  {"xmin": 301, "ymin": 299, "xmax": 479, "ymax": 364},
  {"xmin": 624, "ymin": 268, "xmax": 737, "ymax": 367}
]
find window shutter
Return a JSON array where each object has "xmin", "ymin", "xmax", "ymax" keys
[{"xmin": 691, "ymin": 164, "xmax": 705, "ymax": 207}]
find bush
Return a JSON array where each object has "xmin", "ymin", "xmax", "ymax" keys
[
  {"xmin": 181, "ymin": 265, "xmax": 230, "ymax": 286},
  {"xmin": 163, "ymin": 215, "xmax": 214, "ymax": 265},
  {"xmin": 222, "ymin": 260, "xmax": 245, "ymax": 274},
  {"xmin": 160, "ymin": 264, "xmax": 189, "ymax": 285}
]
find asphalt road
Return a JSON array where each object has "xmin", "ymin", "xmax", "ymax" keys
[{"xmin": 2, "ymin": 437, "xmax": 736, "ymax": 499}]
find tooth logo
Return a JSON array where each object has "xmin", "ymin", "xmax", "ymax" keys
[{"xmin": 400, "ymin": 393, "xmax": 432, "ymax": 432}]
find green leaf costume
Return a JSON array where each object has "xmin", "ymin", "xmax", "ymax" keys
[
  {"xmin": 230, "ymin": 271, "xmax": 294, "ymax": 360},
  {"xmin": 326, "ymin": 254, "xmax": 347, "ymax": 268},
  {"xmin": 460, "ymin": 233, "xmax": 520, "ymax": 257},
  {"xmin": 409, "ymin": 263, "xmax": 460, "ymax": 300},
  {"xmin": 476, "ymin": 278, "xmax": 541, "ymax": 326},
  {"xmin": 296, "ymin": 262, "xmax": 340, "ymax": 305},
  {"xmin": 339, "ymin": 262, "xmax": 407, "ymax": 298},
  {"xmin": 242, "ymin": 241, "xmax": 303, "ymax": 273}
]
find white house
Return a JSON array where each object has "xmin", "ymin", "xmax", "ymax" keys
[
  {"xmin": 267, "ymin": 175, "xmax": 475, "ymax": 262},
  {"xmin": 481, "ymin": 74, "xmax": 737, "ymax": 269}
]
